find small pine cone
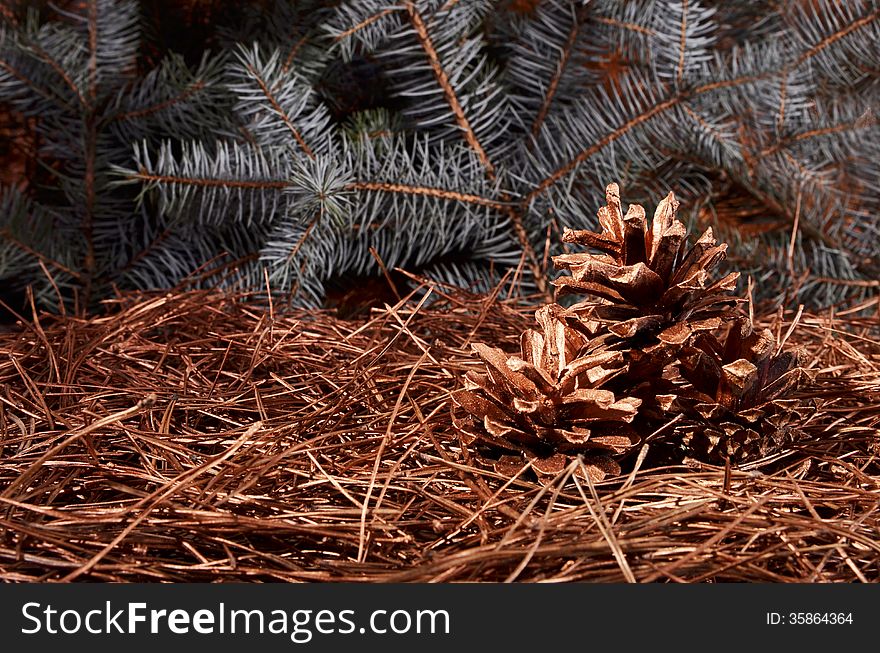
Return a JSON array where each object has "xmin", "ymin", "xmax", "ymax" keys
[
  {"xmin": 452, "ymin": 305, "xmax": 641, "ymax": 482},
  {"xmin": 657, "ymin": 319, "xmax": 809, "ymax": 463},
  {"xmin": 553, "ymin": 183, "xmax": 742, "ymax": 347}
]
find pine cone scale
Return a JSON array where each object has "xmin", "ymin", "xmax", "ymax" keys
[
  {"xmin": 470, "ymin": 343, "xmax": 539, "ymax": 399},
  {"xmin": 622, "ymin": 203, "xmax": 648, "ymax": 265}
]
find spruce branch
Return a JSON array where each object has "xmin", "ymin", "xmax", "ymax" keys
[
  {"xmin": 127, "ymin": 169, "xmax": 292, "ymax": 190},
  {"xmin": 348, "ymin": 181, "xmax": 510, "ymax": 211},
  {"xmin": 29, "ymin": 39, "xmax": 88, "ymax": 108},
  {"xmin": 791, "ymin": 2, "xmax": 880, "ymax": 70},
  {"xmin": 230, "ymin": 43, "xmax": 332, "ymax": 157},
  {"xmin": 332, "ymin": 8, "xmax": 399, "ymax": 45},
  {"xmin": 111, "ymin": 53, "xmax": 231, "ymax": 150},
  {"xmin": 3, "ymin": 0, "xmax": 878, "ymax": 310},
  {"xmin": 0, "ymin": 56, "xmax": 75, "ymax": 113},
  {"xmin": 401, "ymin": 0, "xmax": 548, "ymax": 296},
  {"xmin": 404, "ymin": 1, "xmax": 495, "ymax": 175},
  {"xmin": 120, "ymin": 140, "xmax": 292, "ymax": 226},
  {"xmin": 116, "ymin": 79, "xmax": 205, "ymax": 122},
  {"xmin": 528, "ymin": 2, "xmax": 589, "ymax": 139}
]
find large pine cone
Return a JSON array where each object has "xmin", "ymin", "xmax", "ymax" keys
[
  {"xmin": 657, "ymin": 319, "xmax": 809, "ymax": 463},
  {"xmin": 553, "ymin": 183, "xmax": 741, "ymax": 346},
  {"xmin": 451, "ymin": 305, "xmax": 641, "ymax": 482}
]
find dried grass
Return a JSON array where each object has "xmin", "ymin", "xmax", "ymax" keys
[{"xmin": 0, "ymin": 279, "xmax": 878, "ymax": 582}]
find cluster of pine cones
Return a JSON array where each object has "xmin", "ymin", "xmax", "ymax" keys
[{"xmin": 452, "ymin": 184, "xmax": 808, "ymax": 483}]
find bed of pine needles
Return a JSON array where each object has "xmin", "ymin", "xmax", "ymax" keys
[{"xmin": 0, "ymin": 275, "xmax": 878, "ymax": 582}]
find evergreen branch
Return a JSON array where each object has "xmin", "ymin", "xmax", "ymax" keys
[
  {"xmin": 0, "ymin": 188, "xmax": 81, "ymax": 285},
  {"xmin": 281, "ymin": 34, "xmax": 309, "ymax": 74},
  {"xmin": 401, "ymin": 1, "xmax": 548, "ymax": 296},
  {"xmin": 695, "ymin": 74, "xmax": 768, "ymax": 94},
  {"xmin": 120, "ymin": 220, "xmax": 268, "ymax": 291},
  {"xmin": 119, "ymin": 139, "xmax": 294, "ymax": 227},
  {"xmin": 677, "ymin": 0, "xmax": 689, "ymax": 85},
  {"xmin": 593, "ymin": 15, "xmax": 657, "ymax": 37},
  {"xmin": 794, "ymin": 5, "xmax": 880, "ymax": 68},
  {"xmin": 404, "ymin": 1, "xmax": 495, "ymax": 176},
  {"xmin": 0, "ymin": 228, "xmax": 82, "ymax": 280},
  {"xmin": 525, "ymin": 95, "xmax": 680, "ymax": 206},
  {"xmin": 81, "ymin": 0, "xmax": 100, "ymax": 300},
  {"xmin": 29, "ymin": 43, "xmax": 87, "ymax": 108},
  {"xmin": 440, "ymin": 0, "xmax": 464, "ymax": 11},
  {"xmin": 82, "ymin": 120, "xmax": 97, "ymax": 296},
  {"xmin": 349, "ymin": 181, "xmax": 509, "ymax": 210},
  {"xmin": 110, "ymin": 52, "xmax": 229, "ymax": 143},
  {"xmin": 126, "ymin": 169, "xmax": 291, "ymax": 190},
  {"xmin": 524, "ymin": 71, "xmax": 775, "ymax": 206},
  {"xmin": 741, "ymin": 176, "xmax": 839, "ymax": 251},
  {"xmin": 778, "ymin": 151, "xmax": 836, "ymax": 195},
  {"xmin": 0, "ymin": 58, "xmax": 74, "ymax": 112},
  {"xmin": 650, "ymin": 0, "xmax": 717, "ymax": 83},
  {"xmin": 119, "ymin": 225, "xmax": 173, "ymax": 275},
  {"xmin": 4, "ymin": 0, "xmax": 876, "ymax": 309},
  {"xmin": 775, "ymin": 72, "xmax": 787, "ymax": 134},
  {"xmin": 680, "ymin": 102, "xmax": 725, "ymax": 143},
  {"xmin": 759, "ymin": 118, "xmax": 877, "ymax": 158},
  {"xmin": 813, "ymin": 277, "xmax": 880, "ymax": 288},
  {"xmin": 53, "ymin": 0, "xmax": 140, "ymax": 99},
  {"xmin": 87, "ymin": 0, "xmax": 98, "ymax": 106},
  {"xmin": 113, "ymin": 80, "xmax": 206, "ymax": 121},
  {"xmin": 530, "ymin": 2, "xmax": 588, "ymax": 139},
  {"xmin": 333, "ymin": 7, "xmax": 398, "ymax": 42},
  {"xmin": 230, "ymin": 44, "xmax": 331, "ymax": 155},
  {"xmin": 244, "ymin": 62, "xmax": 315, "ymax": 158},
  {"xmin": 259, "ymin": 215, "xmax": 327, "ymax": 304},
  {"xmin": 677, "ymin": 101, "xmax": 740, "ymax": 168},
  {"xmin": 284, "ymin": 217, "xmax": 317, "ymax": 264},
  {"xmin": 504, "ymin": 204, "xmax": 548, "ymax": 292}
]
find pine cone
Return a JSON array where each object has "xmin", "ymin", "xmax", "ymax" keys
[
  {"xmin": 452, "ymin": 305, "xmax": 641, "ymax": 482},
  {"xmin": 553, "ymin": 183, "xmax": 742, "ymax": 347},
  {"xmin": 657, "ymin": 318, "xmax": 809, "ymax": 463}
]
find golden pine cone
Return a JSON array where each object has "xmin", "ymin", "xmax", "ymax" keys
[
  {"xmin": 657, "ymin": 319, "xmax": 809, "ymax": 463},
  {"xmin": 553, "ymin": 182, "xmax": 742, "ymax": 346},
  {"xmin": 452, "ymin": 305, "xmax": 641, "ymax": 482}
]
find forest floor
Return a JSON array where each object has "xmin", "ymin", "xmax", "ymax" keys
[{"xmin": 0, "ymin": 280, "xmax": 878, "ymax": 582}]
